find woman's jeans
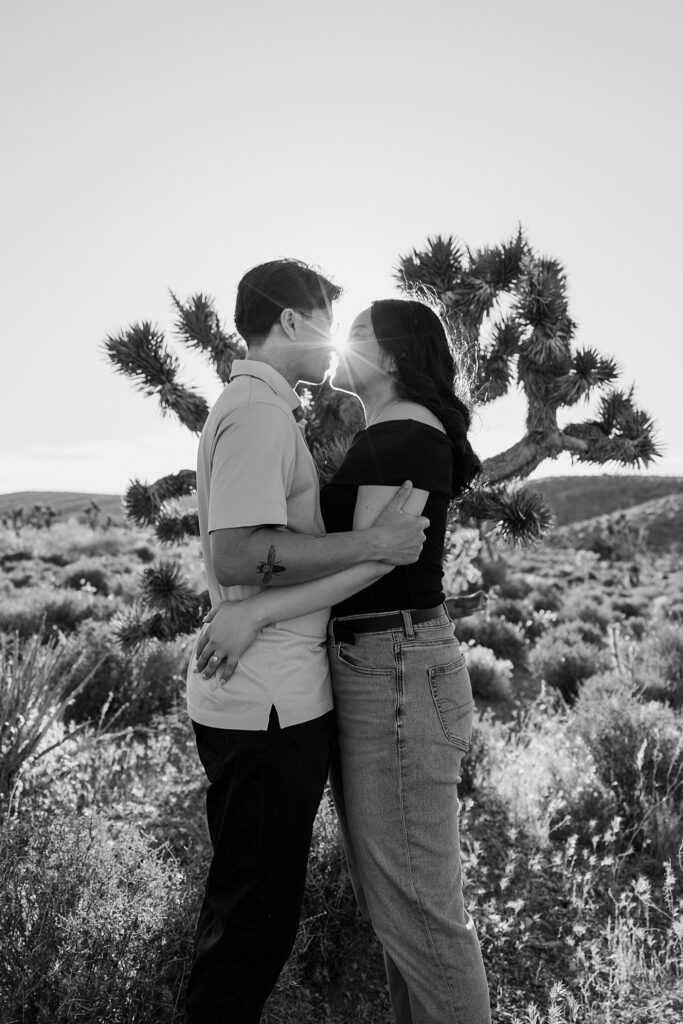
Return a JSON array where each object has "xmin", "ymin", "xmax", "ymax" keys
[{"xmin": 327, "ymin": 606, "xmax": 491, "ymax": 1024}]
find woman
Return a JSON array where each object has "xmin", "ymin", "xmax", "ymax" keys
[{"xmin": 196, "ymin": 298, "xmax": 491, "ymax": 1024}]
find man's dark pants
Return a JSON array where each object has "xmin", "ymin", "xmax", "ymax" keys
[{"xmin": 186, "ymin": 706, "xmax": 334, "ymax": 1024}]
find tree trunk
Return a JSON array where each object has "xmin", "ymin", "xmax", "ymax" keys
[{"xmin": 482, "ymin": 430, "xmax": 588, "ymax": 484}]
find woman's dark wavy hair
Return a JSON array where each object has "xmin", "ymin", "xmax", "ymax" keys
[{"xmin": 370, "ymin": 298, "xmax": 481, "ymax": 497}]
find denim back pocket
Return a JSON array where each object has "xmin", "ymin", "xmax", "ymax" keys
[{"xmin": 428, "ymin": 656, "xmax": 474, "ymax": 750}]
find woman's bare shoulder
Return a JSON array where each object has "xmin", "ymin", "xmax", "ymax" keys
[{"xmin": 375, "ymin": 401, "xmax": 445, "ymax": 433}]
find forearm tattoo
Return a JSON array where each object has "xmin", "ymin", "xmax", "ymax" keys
[{"xmin": 257, "ymin": 545, "xmax": 286, "ymax": 587}]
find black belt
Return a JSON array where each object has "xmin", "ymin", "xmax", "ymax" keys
[{"xmin": 331, "ymin": 605, "xmax": 446, "ymax": 645}]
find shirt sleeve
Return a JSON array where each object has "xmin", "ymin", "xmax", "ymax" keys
[
  {"xmin": 360, "ymin": 422, "xmax": 453, "ymax": 495},
  {"xmin": 207, "ymin": 402, "xmax": 297, "ymax": 531}
]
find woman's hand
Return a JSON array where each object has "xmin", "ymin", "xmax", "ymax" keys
[{"xmin": 194, "ymin": 597, "xmax": 262, "ymax": 685}]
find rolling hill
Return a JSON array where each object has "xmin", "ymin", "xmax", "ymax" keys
[
  {"xmin": 529, "ymin": 475, "xmax": 683, "ymax": 526},
  {"xmin": 551, "ymin": 491, "xmax": 683, "ymax": 554},
  {"xmin": 0, "ymin": 491, "xmax": 125, "ymax": 523}
]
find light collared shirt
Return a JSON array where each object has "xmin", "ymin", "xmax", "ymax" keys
[{"xmin": 186, "ymin": 359, "xmax": 333, "ymax": 730}]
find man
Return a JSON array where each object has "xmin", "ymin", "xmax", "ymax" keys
[{"xmin": 185, "ymin": 258, "xmax": 427, "ymax": 1023}]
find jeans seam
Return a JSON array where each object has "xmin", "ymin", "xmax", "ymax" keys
[{"xmin": 395, "ymin": 649, "xmax": 459, "ymax": 1018}]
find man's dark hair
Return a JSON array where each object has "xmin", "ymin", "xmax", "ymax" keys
[{"xmin": 234, "ymin": 259, "xmax": 342, "ymax": 346}]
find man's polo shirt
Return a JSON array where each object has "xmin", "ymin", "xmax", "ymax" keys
[{"xmin": 186, "ymin": 359, "xmax": 333, "ymax": 730}]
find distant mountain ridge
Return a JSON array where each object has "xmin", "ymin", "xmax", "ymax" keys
[
  {"xmin": 1, "ymin": 475, "xmax": 683, "ymax": 532},
  {"xmin": 529, "ymin": 475, "xmax": 683, "ymax": 526}
]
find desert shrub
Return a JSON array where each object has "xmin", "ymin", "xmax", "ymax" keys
[
  {"xmin": 478, "ymin": 558, "xmax": 508, "ymax": 591},
  {"xmin": 17, "ymin": 710, "xmax": 208, "ymax": 871},
  {"xmin": 618, "ymin": 615, "xmax": 647, "ymax": 641},
  {"xmin": 496, "ymin": 575, "xmax": 534, "ymax": 600},
  {"xmin": 63, "ymin": 563, "xmax": 110, "ymax": 595},
  {"xmin": 0, "ymin": 588, "xmax": 116, "ymax": 638},
  {"xmin": 489, "ymin": 596, "xmax": 528, "ymax": 623},
  {"xmin": 528, "ymin": 627, "xmax": 611, "ymax": 702},
  {"xmin": 464, "ymin": 644, "xmax": 513, "ymax": 701},
  {"xmin": 631, "ymin": 622, "xmax": 683, "ymax": 708},
  {"xmin": 571, "ymin": 679, "xmax": 683, "ymax": 861},
  {"xmin": 8, "ymin": 573, "xmax": 31, "ymax": 589},
  {"xmin": 489, "ymin": 597, "xmax": 555, "ymax": 642},
  {"xmin": 0, "ymin": 812, "xmax": 194, "ymax": 1023},
  {"xmin": 479, "ymin": 695, "xmax": 608, "ymax": 846},
  {"xmin": 64, "ymin": 534, "xmax": 132, "ymax": 559},
  {"xmin": 135, "ymin": 543, "xmax": 157, "ymax": 563},
  {"xmin": 548, "ymin": 779, "xmax": 618, "ymax": 846},
  {"xmin": 667, "ymin": 599, "xmax": 683, "ymax": 623},
  {"xmin": 61, "ymin": 620, "xmax": 192, "ymax": 727},
  {"xmin": 551, "ymin": 616, "xmax": 605, "ymax": 647},
  {"xmin": 0, "ymin": 550, "xmax": 34, "ymax": 566},
  {"xmin": 455, "ymin": 614, "xmax": 527, "ymax": 667},
  {"xmin": 556, "ymin": 590, "xmax": 614, "ymax": 634},
  {"xmin": 523, "ymin": 610, "xmax": 559, "ymax": 643},
  {"xmin": 23, "ymin": 521, "xmax": 154, "ymax": 566},
  {"xmin": 39, "ymin": 551, "xmax": 70, "ymax": 566},
  {"xmin": 442, "ymin": 527, "xmax": 483, "ymax": 595},
  {"xmin": 528, "ymin": 581, "xmax": 564, "ymax": 613},
  {"xmin": 6, "ymin": 561, "xmax": 46, "ymax": 588},
  {"xmin": 0, "ymin": 631, "xmax": 101, "ymax": 806},
  {"xmin": 588, "ymin": 514, "xmax": 647, "ymax": 562},
  {"xmin": 611, "ymin": 595, "xmax": 650, "ymax": 619},
  {"xmin": 59, "ymin": 556, "xmax": 140, "ymax": 601}
]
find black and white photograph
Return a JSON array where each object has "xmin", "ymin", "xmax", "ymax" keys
[{"xmin": 1, "ymin": 2, "xmax": 682, "ymax": 1022}]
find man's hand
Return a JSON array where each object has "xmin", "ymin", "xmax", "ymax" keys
[{"xmin": 371, "ymin": 481, "xmax": 429, "ymax": 565}]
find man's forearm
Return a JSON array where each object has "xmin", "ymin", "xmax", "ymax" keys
[{"xmin": 213, "ymin": 526, "xmax": 383, "ymax": 588}]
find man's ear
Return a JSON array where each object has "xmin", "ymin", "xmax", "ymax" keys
[{"xmin": 280, "ymin": 308, "xmax": 297, "ymax": 341}]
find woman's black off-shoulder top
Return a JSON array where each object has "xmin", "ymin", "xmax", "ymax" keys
[{"xmin": 319, "ymin": 419, "xmax": 453, "ymax": 617}]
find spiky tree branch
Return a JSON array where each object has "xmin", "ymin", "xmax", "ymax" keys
[
  {"xmin": 104, "ymin": 322, "xmax": 209, "ymax": 432},
  {"xmin": 170, "ymin": 290, "xmax": 245, "ymax": 383},
  {"xmin": 395, "ymin": 229, "xmax": 660, "ymax": 540}
]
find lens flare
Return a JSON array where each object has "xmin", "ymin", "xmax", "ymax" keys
[{"xmin": 325, "ymin": 352, "xmax": 340, "ymax": 382}]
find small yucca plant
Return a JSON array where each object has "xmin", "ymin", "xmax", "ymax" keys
[{"xmin": 0, "ymin": 630, "xmax": 104, "ymax": 807}]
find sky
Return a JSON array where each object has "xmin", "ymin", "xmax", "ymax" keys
[{"xmin": 1, "ymin": 0, "xmax": 682, "ymax": 495}]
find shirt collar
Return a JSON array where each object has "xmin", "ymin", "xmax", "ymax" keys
[{"xmin": 229, "ymin": 359, "xmax": 304, "ymax": 420}]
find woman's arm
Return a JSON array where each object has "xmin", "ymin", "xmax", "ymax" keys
[
  {"xmin": 194, "ymin": 560, "xmax": 391, "ymax": 678},
  {"xmin": 194, "ymin": 484, "xmax": 430, "ymax": 682}
]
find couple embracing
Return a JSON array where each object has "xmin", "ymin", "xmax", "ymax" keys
[{"xmin": 185, "ymin": 259, "xmax": 491, "ymax": 1023}]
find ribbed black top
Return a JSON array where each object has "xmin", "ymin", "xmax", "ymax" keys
[{"xmin": 319, "ymin": 419, "xmax": 453, "ymax": 616}]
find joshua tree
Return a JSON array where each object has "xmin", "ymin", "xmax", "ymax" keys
[
  {"xmin": 105, "ymin": 232, "xmax": 659, "ymax": 645},
  {"xmin": 396, "ymin": 230, "xmax": 658, "ymax": 481},
  {"xmin": 9, "ymin": 508, "xmax": 24, "ymax": 537},
  {"xmin": 82, "ymin": 500, "xmax": 100, "ymax": 530}
]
